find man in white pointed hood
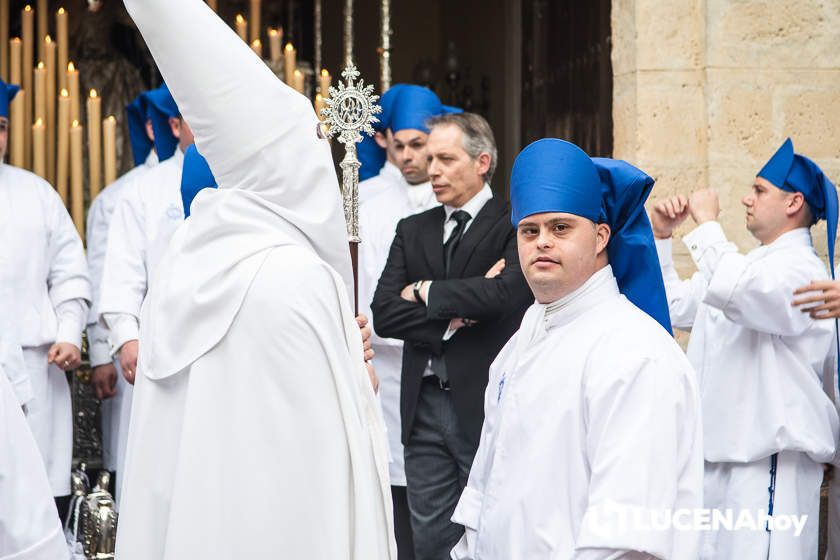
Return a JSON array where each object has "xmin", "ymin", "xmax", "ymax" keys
[{"xmin": 116, "ymin": 1, "xmax": 395, "ymax": 558}]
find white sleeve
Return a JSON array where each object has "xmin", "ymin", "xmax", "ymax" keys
[
  {"xmin": 85, "ymin": 194, "xmax": 113, "ymax": 366},
  {"xmin": 102, "ymin": 313, "xmax": 140, "ymax": 354},
  {"xmin": 654, "ymin": 237, "xmax": 707, "ymax": 331},
  {"xmin": 685, "ymin": 222, "xmax": 816, "ymax": 336},
  {"xmin": 54, "ymin": 298, "xmax": 87, "ymax": 349},
  {"xmin": 99, "ymin": 186, "xmax": 148, "ymax": 329},
  {"xmin": 45, "ymin": 187, "xmax": 91, "ymax": 325}
]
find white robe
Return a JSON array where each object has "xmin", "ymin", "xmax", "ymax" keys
[
  {"xmin": 451, "ymin": 266, "xmax": 704, "ymax": 560},
  {"xmin": 359, "ymin": 161, "xmax": 404, "ymax": 205},
  {"xmin": 85, "ymin": 152, "xmax": 157, "ymax": 474},
  {"xmin": 0, "ymin": 363, "xmax": 68, "ymax": 560},
  {"xmin": 117, "ymin": 0, "xmax": 395, "ymax": 558},
  {"xmin": 359, "ymin": 178, "xmax": 438, "ymax": 486},
  {"xmin": 0, "ymin": 164, "xmax": 90, "ymax": 496},
  {"xmin": 656, "ymin": 223, "xmax": 839, "ymax": 559}
]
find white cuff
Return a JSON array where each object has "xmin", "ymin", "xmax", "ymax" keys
[
  {"xmin": 683, "ymin": 221, "xmax": 727, "ymax": 268},
  {"xmin": 88, "ymin": 340, "xmax": 113, "ymax": 368},
  {"xmin": 107, "ymin": 315, "xmax": 140, "ymax": 354},
  {"xmin": 654, "ymin": 238, "xmax": 673, "ymax": 267},
  {"xmin": 55, "ymin": 319, "xmax": 83, "ymax": 349}
]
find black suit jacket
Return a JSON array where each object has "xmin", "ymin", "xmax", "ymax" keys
[{"xmin": 371, "ymin": 196, "xmax": 533, "ymax": 445}]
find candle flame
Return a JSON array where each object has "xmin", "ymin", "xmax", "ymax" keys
[
  {"xmin": 285, "ymin": 43, "xmax": 294, "ymax": 52},
  {"xmin": 71, "ymin": 120, "xmax": 79, "ymax": 127},
  {"xmin": 252, "ymin": 39, "xmax": 261, "ymax": 47},
  {"xmin": 268, "ymin": 28, "xmax": 278, "ymax": 37},
  {"xmin": 45, "ymin": 35, "xmax": 52, "ymax": 43},
  {"xmin": 24, "ymin": 5, "xmax": 32, "ymax": 12},
  {"xmin": 236, "ymin": 14, "xmax": 245, "ymax": 23},
  {"xmin": 106, "ymin": 115, "xmax": 116, "ymax": 122},
  {"xmin": 57, "ymin": 7, "xmax": 65, "ymax": 15},
  {"xmin": 90, "ymin": 89, "xmax": 98, "ymax": 98},
  {"xmin": 37, "ymin": 61, "xmax": 44, "ymax": 69},
  {"xmin": 294, "ymin": 69, "xmax": 302, "ymax": 77},
  {"xmin": 67, "ymin": 62, "xmax": 75, "ymax": 72},
  {"xmin": 315, "ymin": 93, "xmax": 323, "ymax": 101},
  {"xmin": 34, "ymin": 118, "xmax": 43, "ymax": 126},
  {"xmin": 321, "ymin": 69, "xmax": 329, "ymax": 77},
  {"xmin": 60, "ymin": 88, "xmax": 68, "ymax": 97},
  {"xmin": 10, "ymin": 38, "xmax": 20, "ymax": 44}
]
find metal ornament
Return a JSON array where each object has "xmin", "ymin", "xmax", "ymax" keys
[{"xmin": 322, "ymin": 63, "xmax": 381, "ymax": 244}]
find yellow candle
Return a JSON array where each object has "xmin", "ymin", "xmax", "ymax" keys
[
  {"xmin": 319, "ymin": 69, "xmax": 331, "ymax": 96},
  {"xmin": 44, "ymin": 35, "xmax": 55, "ymax": 184},
  {"xmin": 9, "ymin": 38, "xmax": 20, "ymax": 85},
  {"xmin": 33, "ymin": 61, "xmax": 45, "ymax": 122},
  {"xmin": 249, "ymin": 0, "xmax": 261, "ymax": 44},
  {"xmin": 32, "ymin": 118, "xmax": 45, "ymax": 178},
  {"xmin": 250, "ymin": 39, "xmax": 262, "ymax": 58},
  {"xmin": 66, "ymin": 61, "xmax": 78, "ymax": 123},
  {"xmin": 87, "ymin": 89, "xmax": 101, "ymax": 200},
  {"xmin": 56, "ymin": 8, "xmax": 68, "ymax": 91},
  {"xmin": 22, "ymin": 5, "xmax": 33, "ymax": 169},
  {"xmin": 69, "ymin": 119, "xmax": 83, "ymax": 238},
  {"xmin": 9, "ymin": 89, "xmax": 24, "ymax": 167},
  {"xmin": 314, "ymin": 93, "xmax": 325, "ymax": 120},
  {"xmin": 206, "ymin": 0, "xmax": 217, "ymax": 11},
  {"xmin": 56, "ymin": 88, "xmax": 69, "ymax": 203},
  {"xmin": 0, "ymin": 0, "xmax": 9, "ymax": 81},
  {"xmin": 102, "ymin": 115, "xmax": 116, "ymax": 185},
  {"xmin": 235, "ymin": 14, "xmax": 247, "ymax": 42},
  {"xmin": 268, "ymin": 28, "xmax": 282, "ymax": 63},
  {"xmin": 284, "ymin": 43, "xmax": 296, "ymax": 85},
  {"xmin": 36, "ymin": 0, "xmax": 47, "ymax": 61},
  {"xmin": 293, "ymin": 69, "xmax": 304, "ymax": 94}
]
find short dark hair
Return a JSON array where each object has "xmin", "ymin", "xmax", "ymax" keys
[{"xmin": 426, "ymin": 112, "xmax": 498, "ymax": 184}]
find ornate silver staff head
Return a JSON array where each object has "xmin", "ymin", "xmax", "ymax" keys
[{"xmin": 321, "ymin": 64, "xmax": 381, "ymax": 243}]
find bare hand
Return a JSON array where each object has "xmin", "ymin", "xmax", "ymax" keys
[
  {"xmin": 650, "ymin": 195, "xmax": 690, "ymax": 239},
  {"xmin": 47, "ymin": 342, "xmax": 82, "ymax": 371},
  {"xmin": 793, "ymin": 280, "xmax": 840, "ymax": 319},
  {"xmin": 365, "ymin": 361, "xmax": 380, "ymax": 394},
  {"xmin": 485, "ymin": 258, "xmax": 506, "ymax": 279},
  {"xmin": 119, "ymin": 340, "xmax": 139, "ymax": 385},
  {"xmin": 400, "ymin": 283, "xmax": 418, "ymax": 303},
  {"xmin": 91, "ymin": 363, "xmax": 118, "ymax": 400},
  {"xmin": 356, "ymin": 314, "xmax": 375, "ymax": 361},
  {"xmin": 688, "ymin": 189, "xmax": 720, "ymax": 225}
]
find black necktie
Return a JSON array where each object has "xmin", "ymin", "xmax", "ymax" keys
[{"xmin": 444, "ymin": 210, "xmax": 471, "ymax": 278}]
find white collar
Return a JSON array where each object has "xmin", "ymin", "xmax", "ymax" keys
[
  {"xmin": 444, "ymin": 184, "xmax": 493, "ymax": 221},
  {"xmin": 379, "ymin": 161, "xmax": 402, "ymax": 181},
  {"xmin": 541, "ymin": 265, "xmax": 619, "ymax": 330}
]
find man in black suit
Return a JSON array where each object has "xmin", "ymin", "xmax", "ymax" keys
[{"xmin": 372, "ymin": 113, "xmax": 533, "ymax": 560}]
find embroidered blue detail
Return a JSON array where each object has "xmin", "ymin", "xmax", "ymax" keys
[{"xmin": 497, "ymin": 374, "xmax": 506, "ymax": 403}]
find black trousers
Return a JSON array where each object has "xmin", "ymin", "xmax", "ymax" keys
[
  {"xmin": 404, "ymin": 378, "xmax": 479, "ymax": 560},
  {"xmin": 392, "ymin": 485, "xmax": 415, "ymax": 560}
]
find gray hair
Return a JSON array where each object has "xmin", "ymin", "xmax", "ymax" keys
[{"xmin": 426, "ymin": 112, "xmax": 498, "ymax": 184}]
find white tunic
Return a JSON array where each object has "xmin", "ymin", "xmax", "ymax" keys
[
  {"xmin": 451, "ymin": 266, "xmax": 704, "ymax": 560},
  {"xmin": 656, "ymin": 223, "xmax": 839, "ymax": 559},
  {"xmin": 0, "ymin": 164, "xmax": 90, "ymax": 495},
  {"xmin": 86, "ymin": 153, "xmax": 158, "ymax": 474},
  {"xmin": 360, "ymin": 161, "xmax": 404, "ymax": 205},
  {"xmin": 359, "ymin": 178, "xmax": 438, "ymax": 486},
  {"xmin": 117, "ymin": 0, "xmax": 395, "ymax": 557}
]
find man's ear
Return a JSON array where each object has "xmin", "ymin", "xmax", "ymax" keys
[
  {"xmin": 168, "ymin": 116, "xmax": 181, "ymax": 139},
  {"xmin": 596, "ymin": 223, "xmax": 611, "ymax": 256},
  {"xmin": 786, "ymin": 192, "xmax": 806, "ymax": 216},
  {"xmin": 374, "ymin": 131, "xmax": 388, "ymax": 149},
  {"xmin": 475, "ymin": 152, "xmax": 491, "ymax": 177}
]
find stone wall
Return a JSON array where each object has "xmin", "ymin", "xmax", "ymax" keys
[{"xmin": 612, "ymin": 0, "xmax": 840, "ymax": 278}]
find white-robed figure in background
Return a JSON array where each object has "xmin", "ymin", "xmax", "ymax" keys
[
  {"xmin": 358, "ymin": 84, "xmax": 461, "ymax": 559},
  {"xmin": 358, "ymin": 84, "xmax": 408, "ymax": 205},
  {"xmin": 85, "ymin": 91, "xmax": 157, "ymax": 481},
  {"xmin": 651, "ymin": 137, "xmax": 839, "ymax": 559},
  {"xmin": 116, "ymin": 0, "xmax": 394, "ymax": 558},
  {"xmin": 451, "ymin": 139, "xmax": 703, "ymax": 560},
  {"xmin": 0, "ymin": 79, "xmax": 91, "ymax": 505}
]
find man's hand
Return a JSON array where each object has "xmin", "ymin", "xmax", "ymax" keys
[
  {"xmin": 400, "ymin": 283, "xmax": 419, "ymax": 303},
  {"xmin": 356, "ymin": 314, "xmax": 375, "ymax": 362},
  {"xmin": 47, "ymin": 342, "xmax": 82, "ymax": 371},
  {"xmin": 91, "ymin": 363, "xmax": 118, "ymax": 400},
  {"xmin": 119, "ymin": 339, "xmax": 139, "ymax": 385},
  {"xmin": 650, "ymin": 195, "xmax": 690, "ymax": 239},
  {"xmin": 688, "ymin": 189, "xmax": 720, "ymax": 225},
  {"xmin": 485, "ymin": 258, "xmax": 506, "ymax": 279},
  {"xmin": 793, "ymin": 280, "xmax": 840, "ymax": 319}
]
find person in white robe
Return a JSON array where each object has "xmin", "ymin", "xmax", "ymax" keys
[
  {"xmin": 116, "ymin": 1, "xmax": 394, "ymax": 558},
  {"xmin": 85, "ymin": 92, "xmax": 157, "ymax": 484},
  {"xmin": 358, "ymin": 84, "xmax": 409, "ymax": 205},
  {"xmin": 450, "ymin": 138, "xmax": 703, "ymax": 560},
  {"xmin": 651, "ymin": 137, "xmax": 839, "ymax": 559},
  {"xmin": 358, "ymin": 85, "xmax": 463, "ymax": 559},
  {"xmin": 0, "ymin": 79, "xmax": 91, "ymax": 506}
]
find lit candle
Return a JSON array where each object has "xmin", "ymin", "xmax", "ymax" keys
[
  {"xmin": 56, "ymin": 88, "xmax": 69, "ymax": 203},
  {"xmin": 22, "ymin": 5, "xmax": 33, "ymax": 168},
  {"xmin": 66, "ymin": 61, "xmax": 78, "ymax": 123},
  {"xmin": 314, "ymin": 93, "xmax": 325, "ymax": 120},
  {"xmin": 319, "ymin": 69, "xmax": 331, "ymax": 96},
  {"xmin": 44, "ymin": 35, "xmax": 55, "ymax": 184},
  {"xmin": 206, "ymin": 0, "xmax": 217, "ymax": 11},
  {"xmin": 56, "ymin": 8, "xmax": 68, "ymax": 91},
  {"xmin": 250, "ymin": 39, "xmax": 262, "ymax": 58},
  {"xmin": 268, "ymin": 28, "xmax": 282, "ymax": 63},
  {"xmin": 33, "ymin": 61, "xmax": 45, "ymax": 122},
  {"xmin": 36, "ymin": 0, "xmax": 47, "ymax": 61},
  {"xmin": 249, "ymin": 0, "xmax": 261, "ymax": 44},
  {"xmin": 293, "ymin": 69, "xmax": 304, "ymax": 94},
  {"xmin": 86, "ymin": 89, "xmax": 101, "ymax": 200},
  {"xmin": 102, "ymin": 115, "xmax": 116, "ymax": 185},
  {"xmin": 284, "ymin": 43, "xmax": 296, "ymax": 85},
  {"xmin": 235, "ymin": 14, "xmax": 247, "ymax": 42},
  {"xmin": 32, "ymin": 118, "xmax": 45, "ymax": 178},
  {"xmin": 9, "ymin": 89, "xmax": 24, "ymax": 167},
  {"xmin": 9, "ymin": 38, "xmax": 20, "ymax": 85},
  {"xmin": 69, "ymin": 119, "xmax": 84, "ymax": 238},
  {"xmin": 0, "ymin": 0, "xmax": 9, "ymax": 81}
]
